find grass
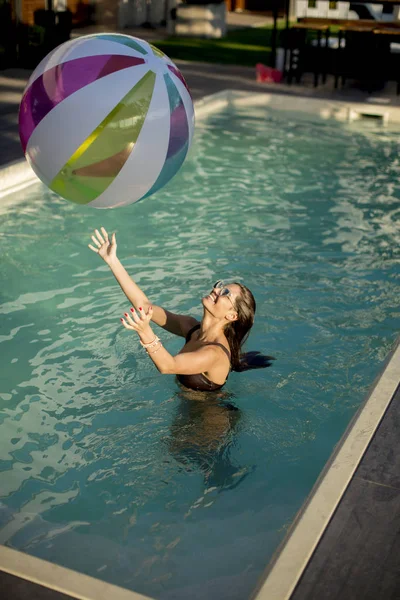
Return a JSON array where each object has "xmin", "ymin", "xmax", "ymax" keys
[{"xmin": 154, "ymin": 22, "xmax": 288, "ymax": 67}]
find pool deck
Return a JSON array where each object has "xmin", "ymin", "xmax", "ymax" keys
[
  {"xmin": 291, "ymin": 376, "xmax": 400, "ymax": 600},
  {"xmin": 0, "ymin": 570, "xmax": 75, "ymax": 600},
  {"xmin": 253, "ymin": 335, "xmax": 400, "ymax": 600},
  {"xmin": 1, "ymin": 14, "xmax": 400, "ymax": 600}
]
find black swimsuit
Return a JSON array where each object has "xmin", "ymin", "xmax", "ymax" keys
[{"xmin": 176, "ymin": 324, "xmax": 231, "ymax": 392}]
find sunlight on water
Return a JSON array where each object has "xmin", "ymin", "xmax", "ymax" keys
[{"xmin": 0, "ymin": 105, "xmax": 399, "ymax": 599}]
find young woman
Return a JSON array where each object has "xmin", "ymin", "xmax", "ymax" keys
[{"xmin": 89, "ymin": 227, "xmax": 271, "ymax": 391}]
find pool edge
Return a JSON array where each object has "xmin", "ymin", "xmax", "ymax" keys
[
  {"xmin": 251, "ymin": 334, "xmax": 400, "ymax": 600},
  {"xmin": 3, "ymin": 89, "xmax": 400, "ymax": 201},
  {"xmin": 0, "ymin": 544, "xmax": 153, "ymax": 600},
  {"xmin": 0, "ymin": 158, "xmax": 39, "ymax": 200}
]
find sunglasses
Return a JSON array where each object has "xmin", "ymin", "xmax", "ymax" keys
[{"xmin": 213, "ymin": 280, "xmax": 236, "ymax": 310}]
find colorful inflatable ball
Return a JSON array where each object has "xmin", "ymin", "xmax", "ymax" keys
[{"xmin": 18, "ymin": 34, "xmax": 195, "ymax": 209}]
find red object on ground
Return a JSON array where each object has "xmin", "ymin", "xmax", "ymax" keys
[{"xmin": 256, "ymin": 63, "xmax": 283, "ymax": 83}]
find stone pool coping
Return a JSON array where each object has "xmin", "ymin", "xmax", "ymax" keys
[
  {"xmin": 0, "ymin": 158, "xmax": 38, "ymax": 201},
  {"xmin": 1, "ymin": 90, "xmax": 399, "ymax": 600},
  {"xmin": 252, "ymin": 335, "xmax": 400, "ymax": 600},
  {"xmin": 0, "ymin": 545, "xmax": 152, "ymax": 600}
]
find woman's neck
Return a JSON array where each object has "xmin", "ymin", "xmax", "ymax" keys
[{"xmin": 198, "ymin": 313, "xmax": 226, "ymax": 342}]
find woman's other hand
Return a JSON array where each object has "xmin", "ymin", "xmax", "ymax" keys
[
  {"xmin": 120, "ymin": 305, "xmax": 153, "ymax": 338},
  {"xmin": 88, "ymin": 227, "xmax": 117, "ymax": 265}
]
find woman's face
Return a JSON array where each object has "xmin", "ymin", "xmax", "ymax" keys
[{"xmin": 202, "ymin": 282, "xmax": 241, "ymax": 319}]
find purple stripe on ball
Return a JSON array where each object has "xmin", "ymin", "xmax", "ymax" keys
[
  {"xmin": 167, "ymin": 64, "xmax": 191, "ymax": 97},
  {"xmin": 19, "ymin": 54, "xmax": 145, "ymax": 153},
  {"xmin": 168, "ymin": 103, "xmax": 189, "ymax": 159},
  {"xmin": 140, "ymin": 73, "xmax": 189, "ymax": 201}
]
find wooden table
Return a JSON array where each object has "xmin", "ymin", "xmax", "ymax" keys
[
  {"xmin": 293, "ymin": 22, "xmax": 330, "ymax": 31},
  {"xmin": 297, "ymin": 17, "xmax": 400, "ymax": 30},
  {"xmin": 274, "ymin": 0, "xmax": 400, "ymax": 90},
  {"xmin": 269, "ymin": 0, "xmax": 400, "ymax": 70},
  {"xmin": 284, "ymin": 14, "xmax": 400, "ymax": 86},
  {"xmin": 373, "ymin": 26, "xmax": 400, "ymax": 34}
]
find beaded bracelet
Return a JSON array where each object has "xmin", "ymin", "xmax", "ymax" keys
[
  {"xmin": 146, "ymin": 342, "xmax": 163, "ymax": 355},
  {"xmin": 140, "ymin": 336, "xmax": 160, "ymax": 349}
]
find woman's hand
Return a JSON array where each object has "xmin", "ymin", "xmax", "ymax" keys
[
  {"xmin": 88, "ymin": 227, "xmax": 117, "ymax": 265},
  {"xmin": 121, "ymin": 305, "xmax": 154, "ymax": 340}
]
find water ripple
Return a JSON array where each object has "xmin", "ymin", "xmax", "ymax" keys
[{"xmin": 0, "ymin": 105, "xmax": 399, "ymax": 599}]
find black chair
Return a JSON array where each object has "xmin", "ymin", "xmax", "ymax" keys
[
  {"xmin": 284, "ymin": 27, "xmax": 307, "ymax": 84},
  {"xmin": 334, "ymin": 29, "xmax": 388, "ymax": 92},
  {"xmin": 305, "ymin": 26, "xmax": 331, "ymax": 87},
  {"xmin": 284, "ymin": 26, "xmax": 330, "ymax": 87},
  {"xmin": 373, "ymin": 30, "xmax": 400, "ymax": 95}
]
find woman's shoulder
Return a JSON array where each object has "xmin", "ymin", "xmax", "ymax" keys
[{"xmin": 205, "ymin": 337, "xmax": 231, "ymax": 362}]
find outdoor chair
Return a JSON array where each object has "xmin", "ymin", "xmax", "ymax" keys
[
  {"xmin": 373, "ymin": 30, "xmax": 400, "ymax": 95},
  {"xmin": 283, "ymin": 28, "xmax": 307, "ymax": 84},
  {"xmin": 390, "ymin": 43, "xmax": 400, "ymax": 94},
  {"xmin": 334, "ymin": 29, "xmax": 388, "ymax": 92},
  {"xmin": 284, "ymin": 25, "xmax": 331, "ymax": 87}
]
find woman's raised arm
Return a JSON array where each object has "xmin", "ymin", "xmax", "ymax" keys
[{"xmin": 88, "ymin": 227, "xmax": 198, "ymax": 338}]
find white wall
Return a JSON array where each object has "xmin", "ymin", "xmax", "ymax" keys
[
  {"xmin": 294, "ymin": 1, "xmax": 387, "ymax": 20},
  {"xmin": 295, "ymin": 1, "xmax": 350, "ymax": 19},
  {"xmin": 118, "ymin": 0, "xmax": 177, "ymax": 28}
]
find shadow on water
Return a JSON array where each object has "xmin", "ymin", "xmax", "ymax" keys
[{"xmin": 166, "ymin": 387, "xmax": 253, "ymax": 493}]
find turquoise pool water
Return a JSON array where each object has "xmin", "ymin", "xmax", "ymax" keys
[{"xmin": 1, "ymin": 103, "xmax": 399, "ymax": 599}]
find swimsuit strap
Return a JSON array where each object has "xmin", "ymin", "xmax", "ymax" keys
[
  {"xmin": 203, "ymin": 342, "xmax": 231, "ymax": 362},
  {"xmin": 185, "ymin": 323, "xmax": 201, "ymax": 343},
  {"xmin": 185, "ymin": 324, "xmax": 231, "ymax": 363}
]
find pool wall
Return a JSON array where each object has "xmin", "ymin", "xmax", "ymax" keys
[{"xmin": 1, "ymin": 90, "xmax": 399, "ymax": 600}]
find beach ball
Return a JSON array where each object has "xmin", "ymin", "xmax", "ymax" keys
[{"xmin": 18, "ymin": 34, "xmax": 194, "ymax": 209}]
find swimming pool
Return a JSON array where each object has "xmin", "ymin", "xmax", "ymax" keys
[{"xmin": 0, "ymin": 96, "xmax": 399, "ymax": 600}]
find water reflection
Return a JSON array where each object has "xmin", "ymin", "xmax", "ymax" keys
[{"xmin": 167, "ymin": 388, "xmax": 251, "ymax": 493}]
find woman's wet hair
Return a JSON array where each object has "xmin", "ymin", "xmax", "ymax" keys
[{"xmin": 224, "ymin": 283, "xmax": 275, "ymax": 372}]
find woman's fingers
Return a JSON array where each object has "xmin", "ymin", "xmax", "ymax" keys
[
  {"xmin": 88, "ymin": 244, "xmax": 99, "ymax": 253},
  {"xmin": 129, "ymin": 308, "xmax": 142, "ymax": 323},
  {"xmin": 135, "ymin": 306, "xmax": 152, "ymax": 321},
  {"xmin": 120, "ymin": 317, "xmax": 136, "ymax": 330},
  {"xmin": 121, "ymin": 307, "xmax": 152, "ymax": 331},
  {"xmin": 91, "ymin": 235, "xmax": 101, "ymax": 248},
  {"xmin": 89, "ymin": 228, "xmax": 112, "ymax": 249},
  {"xmin": 122, "ymin": 312, "xmax": 139, "ymax": 328},
  {"xmin": 139, "ymin": 306, "xmax": 153, "ymax": 321},
  {"xmin": 95, "ymin": 229, "xmax": 105, "ymax": 245},
  {"xmin": 111, "ymin": 232, "xmax": 117, "ymax": 246},
  {"xmin": 122, "ymin": 309, "xmax": 138, "ymax": 327},
  {"xmin": 137, "ymin": 307, "xmax": 151, "ymax": 321},
  {"xmin": 100, "ymin": 227, "xmax": 109, "ymax": 243}
]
